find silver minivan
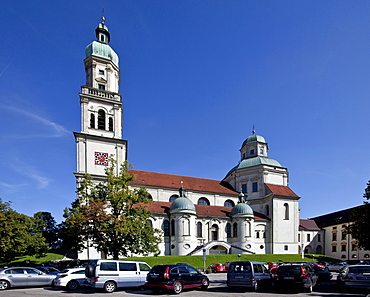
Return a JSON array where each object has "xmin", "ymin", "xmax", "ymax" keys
[
  {"xmin": 85, "ymin": 259, "xmax": 151, "ymax": 293},
  {"xmin": 226, "ymin": 261, "xmax": 271, "ymax": 291}
]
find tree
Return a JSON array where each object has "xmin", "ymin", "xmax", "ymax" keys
[
  {"xmin": 0, "ymin": 198, "xmax": 48, "ymax": 264},
  {"xmin": 64, "ymin": 160, "xmax": 162, "ymax": 259},
  {"xmin": 33, "ymin": 212, "xmax": 59, "ymax": 250},
  {"xmin": 347, "ymin": 180, "xmax": 370, "ymax": 250}
]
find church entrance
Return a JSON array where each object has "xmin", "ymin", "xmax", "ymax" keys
[{"xmin": 209, "ymin": 245, "xmax": 228, "ymax": 255}]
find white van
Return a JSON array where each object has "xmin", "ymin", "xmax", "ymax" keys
[{"xmin": 85, "ymin": 259, "xmax": 151, "ymax": 293}]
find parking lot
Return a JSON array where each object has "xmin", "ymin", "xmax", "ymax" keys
[{"xmin": 0, "ymin": 273, "xmax": 370, "ymax": 297}]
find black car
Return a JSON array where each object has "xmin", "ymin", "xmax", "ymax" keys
[
  {"xmin": 272, "ymin": 263, "xmax": 318, "ymax": 293},
  {"xmin": 145, "ymin": 264, "xmax": 209, "ymax": 294}
]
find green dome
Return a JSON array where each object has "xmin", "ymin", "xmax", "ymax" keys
[
  {"xmin": 170, "ymin": 197, "xmax": 195, "ymax": 213},
  {"xmin": 241, "ymin": 134, "xmax": 266, "ymax": 148},
  {"xmin": 239, "ymin": 156, "xmax": 281, "ymax": 168},
  {"xmin": 85, "ymin": 41, "xmax": 119, "ymax": 67},
  {"xmin": 230, "ymin": 202, "xmax": 254, "ymax": 217}
]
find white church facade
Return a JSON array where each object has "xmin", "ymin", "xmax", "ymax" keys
[{"xmin": 75, "ymin": 19, "xmax": 327, "ymax": 259}]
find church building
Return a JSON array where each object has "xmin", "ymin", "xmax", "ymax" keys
[{"xmin": 74, "ymin": 18, "xmax": 307, "ymax": 259}]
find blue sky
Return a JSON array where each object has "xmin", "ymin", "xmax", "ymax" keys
[{"xmin": 1, "ymin": 0, "xmax": 370, "ymax": 222}]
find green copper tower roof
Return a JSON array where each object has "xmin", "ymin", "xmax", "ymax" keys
[{"xmin": 85, "ymin": 17, "xmax": 119, "ymax": 67}]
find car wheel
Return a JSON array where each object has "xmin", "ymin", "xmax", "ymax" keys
[
  {"xmin": 0, "ymin": 280, "xmax": 10, "ymax": 290},
  {"xmin": 253, "ymin": 281, "xmax": 259, "ymax": 291},
  {"xmin": 104, "ymin": 281, "xmax": 117, "ymax": 293},
  {"xmin": 173, "ymin": 281, "xmax": 183, "ymax": 294},
  {"xmin": 67, "ymin": 280, "xmax": 79, "ymax": 291},
  {"xmin": 201, "ymin": 278, "xmax": 209, "ymax": 290}
]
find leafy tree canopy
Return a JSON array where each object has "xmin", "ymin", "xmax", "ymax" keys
[
  {"xmin": 348, "ymin": 180, "xmax": 370, "ymax": 250},
  {"xmin": 64, "ymin": 159, "xmax": 162, "ymax": 259},
  {"xmin": 33, "ymin": 211, "xmax": 59, "ymax": 250},
  {"xmin": 0, "ymin": 198, "xmax": 48, "ymax": 264}
]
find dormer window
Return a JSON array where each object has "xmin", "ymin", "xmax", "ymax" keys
[{"xmin": 250, "ymin": 149, "xmax": 254, "ymax": 155}]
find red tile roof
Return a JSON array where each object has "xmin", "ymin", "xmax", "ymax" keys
[
  {"xmin": 129, "ymin": 170, "xmax": 238, "ymax": 195},
  {"xmin": 138, "ymin": 201, "xmax": 269, "ymax": 221},
  {"xmin": 299, "ymin": 219, "xmax": 320, "ymax": 230},
  {"xmin": 265, "ymin": 183, "xmax": 299, "ymax": 198}
]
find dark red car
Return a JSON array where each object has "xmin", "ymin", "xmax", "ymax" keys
[{"xmin": 146, "ymin": 264, "xmax": 209, "ymax": 294}]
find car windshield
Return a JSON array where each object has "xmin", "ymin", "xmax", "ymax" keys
[
  {"xmin": 150, "ymin": 265, "xmax": 168, "ymax": 273},
  {"xmin": 229, "ymin": 263, "xmax": 251, "ymax": 273},
  {"xmin": 278, "ymin": 266, "xmax": 302, "ymax": 275},
  {"xmin": 348, "ymin": 267, "xmax": 370, "ymax": 274}
]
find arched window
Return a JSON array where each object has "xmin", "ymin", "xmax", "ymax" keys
[
  {"xmin": 266, "ymin": 205, "xmax": 269, "ymax": 216},
  {"xmin": 90, "ymin": 113, "xmax": 95, "ymax": 128},
  {"xmin": 171, "ymin": 219, "xmax": 175, "ymax": 236},
  {"xmin": 148, "ymin": 220, "xmax": 153, "ymax": 227},
  {"xmin": 197, "ymin": 197, "xmax": 210, "ymax": 205},
  {"xmin": 197, "ymin": 222, "xmax": 202, "ymax": 238},
  {"xmin": 224, "ymin": 200, "xmax": 235, "ymax": 207},
  {"xmin": 98, "ymin": 109, "xmax": 106, "ymax": 130},
  {"xmin": 163, "ymin": 220, "xmax": 170, "ymax": 236},
  {"xmin": 211, "ymin": 224, "xmax": 218, "ymax": 241},
  {"xmin": 147, "ymin": 194, "xmax": 153, "ymax": 200},
  {"xmin": 233, "ymin": 222, "xmax": 238, "ymax": 237},
  {"xmin": 169, "ymin": 195, "xmax": 178, "ymax": 202},
  {"xmin": 109, "ymin": 117, "xmax": 113, "ymax": 131},
  {"xmin": 316, "ymin": 245, "xmax": 322, "ymax": 254},
  {"xmin": 365, "ymin": 254, "xmax": 370, "ymax": 258},
  {"xmin": 183, "ymin": 218, "xmax": 190, "ymax": 236},
  {"xmin": 226, "ymin": 223, "xmax": 231, "ymax": 238},
  {"xmin": 284, "ymin": 203, "xmax": 289, "ymax": 220}
]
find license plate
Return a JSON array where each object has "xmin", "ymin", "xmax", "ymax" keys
[
  {"xmin": 234, "ymin": 276, "xmax": 245, "ymax": 279},
  {"xmin": 357, "ymin": 277, "xmax": 370, "ymax": 280},
  {"xmin": 283, "ymin": 277, "xmax": 294, "ymax": 280}
]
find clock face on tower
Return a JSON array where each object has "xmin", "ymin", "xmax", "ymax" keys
[{"xmin": 95, "ymin": 152, "xmax": 109, "ymax": 166}]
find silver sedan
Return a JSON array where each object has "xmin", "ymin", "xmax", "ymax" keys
[{"xmin": 0, "ymin": 267, "xmax": 55, "ymax": 290}]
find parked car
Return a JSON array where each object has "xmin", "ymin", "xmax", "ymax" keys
[
  {"xmin": 146, "ymin": 264, "xmax": 209, "ymax": 294},
  {"xmin": 207, "ymin": 263, "xmax": 226, "ymax": 273},
  {"xmin": 327, "ymin": 262, "xmax": 348, "ymax": 272},
  {"xmin": 53, "ymin": 268, "xmax": 86, "ymax": 290},
  {"xmin": 337, "ymin": 265, "xmax": 370, "ymax": 289},
  {"xmin": 224, "ymin": 262, "xmax": 232, "ymax": 270},
  {"xmin": 314, "ymin": 267, "xmax": 332, "ymax": 283},
  {"xmin": 226, "ymin": 261, "xmax": 271, "ymax": 291},
  {"xmin": 272, "ymin": 263, "xmax": 318, "ymax": 292},
  {"xmin": 35, "ymin": 266, "xmax": 60, "ymax": 275},
  {"xmin": 0, "ymin": 267, "xmax": 56, "ymax": 290},
  {"xmin": 85, "ymin": 259, "xmax": 151, "ymax": 293}
]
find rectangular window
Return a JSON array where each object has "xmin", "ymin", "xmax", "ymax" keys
[
  {"xmin": 98, "ymin": 84, "xmax": 105, "ymax": 90},
  {"xmin": 307, "ymin": 234, "xmax": 311, "ymax": 242},
  {"xmin": 332, "ymin": 245, "xmax": 337, "ymax": 252},
  {"xmin": 332, "ymin": 233, "xmax": 337, "ymax": 241},
  {"xmin": 99, "ymin": 70, "xmax": 105, "ymax": 75},
  {"xmin": 341, "ymin": 244, "xmax": 346, "ymax": 252},
  {"xmin": 101, "ymin": 262, "xmax": 117, "ymax": 271},
  {"xmin": 352, "ymin": 244, "xmax": 357, "ymax": 251},
  {"xmin": 119, "ymin": 262, "xmax": 137, "ymax": 271},
  {"xmin": 298, "ymin": 234, "xmax": 301, "ymax": 242},
  {"xmin": 284, "ymin": 245, "xmax": 288, "ymax": 251},
  {"xmin": 252, "ymin": 182, "xmax": 258, "ymax": 192},
  {"xmin": 241, "ymin": 184, "xmax": 247, "ymax": 194},
  {"xmin": 342, "ymin": 231, "xmax": 347, "ymax": 240},
  {"xmin": 318, "ymin": 234, "xmax": 321, "ymax": 242}
]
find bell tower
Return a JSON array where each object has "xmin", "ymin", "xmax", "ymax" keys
[{"xmin": 74, "ymin": 17, "xmax": 127, "ymax": 183}]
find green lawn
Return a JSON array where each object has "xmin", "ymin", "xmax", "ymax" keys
[
  {"xmin": 122, "ymin": 254, "xmax": 336, "ymax": 269},
  {"xmin": 2, "ymin": 253, "xmax": 337, "ymax": 269}
]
